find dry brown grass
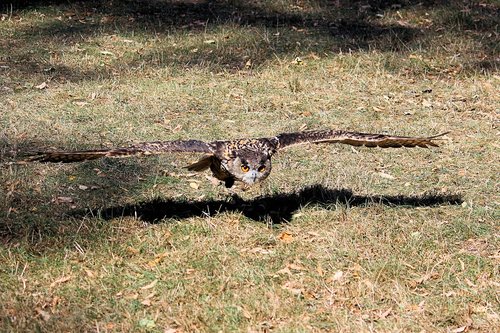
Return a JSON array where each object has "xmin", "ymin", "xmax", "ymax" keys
[{"xmin": 1, "ymin": 1, "xmax": 499, "ymax": 332}]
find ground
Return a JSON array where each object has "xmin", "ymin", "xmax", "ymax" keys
[{"xmin": 0, "ymin": 0, "xmax": 499, "ymax": 332}]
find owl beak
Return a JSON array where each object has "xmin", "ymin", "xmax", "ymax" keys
[
  {"xmin": 251, "ymin": 171, "xmax": 258, "ymax": 182},
  {"xmin": 244, "ymin": 170, "xmax": 258, "ymax": 184}
]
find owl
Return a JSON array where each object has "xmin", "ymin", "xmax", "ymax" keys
[{"xmin": 26, "ymin": 129, "xmax": 448, "ymax": 188}]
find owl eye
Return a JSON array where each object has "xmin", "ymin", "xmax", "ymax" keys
[
  {"xmin": 241, "ymin": 165, "xmax": 250, "ymax": 173},
  {"xmin": 258, "ymin": 165, "xmax": 266, "ymax": 172}
]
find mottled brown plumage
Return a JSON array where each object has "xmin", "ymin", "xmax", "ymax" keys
[{"xmin": 26, "ymin": 129, "xmax": 448, "ymax": 188}]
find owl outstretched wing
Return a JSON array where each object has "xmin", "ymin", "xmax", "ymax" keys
[
  {"xmin": 274, "ymin": 130, "xmax": 449, "ymax": 150},
  {"xmin": 26, "ymin": 140, "xmax": 215, "ymax": 163}
]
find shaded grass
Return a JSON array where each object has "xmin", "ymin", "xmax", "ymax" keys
[{"xmin": 1, "ymin": 0, "xmax": 499, "ymax": 332}]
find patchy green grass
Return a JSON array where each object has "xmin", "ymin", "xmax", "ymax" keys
[{"xmin": 1, "ymin": 0, "xmax": 499, "ymax": 332}]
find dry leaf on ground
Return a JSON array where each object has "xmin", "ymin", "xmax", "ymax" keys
[
  {"xmin": 35, "ymin": 82, "xmax": 47, "ymax": 89},
  {"xmin": 50, "ymin": 276, "xmax": 72, "ymax": 288},
  {"xmin": 278, "ymin": 231, "xmax": 294, "ymax": 243},
  {"xmin": 140, "ymin": 279, "xmax": 158, "ymax": 290}
]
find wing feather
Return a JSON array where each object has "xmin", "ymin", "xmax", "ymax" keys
[
  {"xmin": 185, "ymin": 155, "xmax": 215, "ymax": 172},
  {"xmin": 26, "ymin": 140, "xmax": 214, "ymax": 163},
  {"xmin": 276, "ymin": 130, "xmax": 448, "ymax": 149}
]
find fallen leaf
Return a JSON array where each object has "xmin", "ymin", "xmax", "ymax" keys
[
  {"xmin": 276, "ymin": 267, "xmax": 292, "ymax": 275},
  {"xmin": 93, "ymin": 168, "xmax": 106, "ymax": 176},
  {"xmin": 147, "ymin": 252, "xmax": 168, "ymax": 267},
  {"xmin": 422, "ymin": 100, "xmax": 432, "ymax": 108},
  {"xmin": 105, "ymin": 323, "xmax": 116, "ymax": 330},
  {"xmin": 73, "ymin": 101, "xmax": 88, "ymax": 107},
  {"xmin": 78, "ymin": 185, "xmax": 88, "ymax": 190},
  {"xmin": 189, "ymin": 182, "xmax": 199, "ymax": 189},
  {"xmin": 143, "ymin": 291, "xmax": 156, "ymax": 300},
  {"xmin": 100, "ymin": 50, "xmax": 115, "ymax": 56},
  {"xmin": 413, "ymin": 272, "xmax": 439, "ymax": 285},
  {"xmin": 282, "ymin": 282, "xmax": 303, "ymax": 296},
  {"xmin": 407, "ymin": 300, "xmax": 426, "ymax": 312},
  {"xmin": 288, "ymin": 263, "xmax": 307, "ymax": 271},
  {"xmin": 51, "ymin": 296, "xmax": 61, "ymax": 309},
  {"xmin": 379, "ymin": 308, "xmax": 392, "ymax": 319},
  {"xmin": 291, "ymin": 57, "xmax": 304, "ymax": 65},
  {"xmin": 333, "ymin": 270, "xmax": 344, "ymax": 280},
  {"xmin": 127, "ymin": 247, "xmax": 140, "ymax": 255},
  {"xmin": 84, "ymin": 269, "xmax": 96, "ymax": 278},
  {"xmin": 244, "ymin": 247, "xmax": 273, "ymax": 255},
  {"xmin": 464, "ymin": 278, "xmax": 477, "ymax": 288},
  {"xmin": 316, "ymin": 264, "xmax": 324, "ymax": 276},
  {"xmin": 451, "ymin": 326, "xmax": 467, "ymax": 333},
  {"xmin": 327, "ymin": 270, "xmax": 344, "ymax": 284},
  {"xmin": 36, "ymin": 308, "xmax": 51, "ymax": 321},
  {"xmin": 35, "ymin": 82, "xmax": 47, "ymax": 90},
  {"xmin": 241, "ymin": 306, "xmax": 252, "ymax": 319},
  {"xmin": 138, "ymin": 318, "xmax": 156, "ymax": 328},
  {"xmin": 141, "ymin": 299, "xmax": 152, "ymax": 306},
  {"xmin": 140, "ymin": 279, "xmax": 158, "ymax": 290},
  {"xmin": 50, "ymin": 276, "xmax": 72, "ymax": 288},
  {"xmin": 278, "ymin": 231, "xmax": 294, "ymax": 243},
  {"xmin": 377, "ymin": 172, "xmax": 395, "ymax": 180},
  {"xmin": 53, "ymin": 196, "xmax": 74, "ymax": 204},
  {"xmin": 100, "ymin": 16, "xmax": 113, "ymax": 24},
  {"xmin": 164, "ymin": 328, "xmax": 178, "ymax": 333},
  {"xmin": 124, "ymin": 293, "xmax": 138, "ymax": 300}
]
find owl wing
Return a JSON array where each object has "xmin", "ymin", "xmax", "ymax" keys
[
  {"xmin": 275, "ymin": 130, "xmax": 449, "ymax": 150},
  {"xmin": 26, "ymin": 140, "xmax": 215, "ymax": 163}
]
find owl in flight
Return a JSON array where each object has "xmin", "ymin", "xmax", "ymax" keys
[{"xmin": 27, "ymin": 129, "xmax": 448, "ymax": 188}]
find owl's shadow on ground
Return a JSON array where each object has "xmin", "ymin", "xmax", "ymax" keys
[{"xmin": 79, "ymin": 185, "xmax": 463, "ymax": 224}]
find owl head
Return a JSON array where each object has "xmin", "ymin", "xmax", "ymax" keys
[{"xmin": 226, "ymin": 149, "xmax": 272, "ymax": 185}]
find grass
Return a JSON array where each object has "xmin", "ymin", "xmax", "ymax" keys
[{"xmin": 1, "ymin": 0, "xmax": 499, "ymax": 332}]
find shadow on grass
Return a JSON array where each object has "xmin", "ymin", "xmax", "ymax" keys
[{"xmin": 78, "ymin": 184, "xmax": 463, "ymax": 224}]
